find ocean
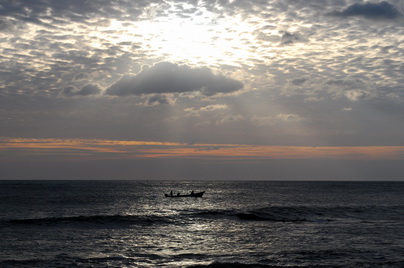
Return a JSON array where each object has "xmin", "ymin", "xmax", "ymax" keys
[{"xmin": 0, "ymin": 180, "xmax": 403, "ymax": 267}]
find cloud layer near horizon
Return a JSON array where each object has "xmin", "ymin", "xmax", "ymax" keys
[{"xmin": 2, "ymin": 137, "xmax": 403, "ymax": 161}]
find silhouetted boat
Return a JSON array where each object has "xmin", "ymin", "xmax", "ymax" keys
[{"xmin": 165, "ymin": 191, "xmax": 205, "ymax": 198}]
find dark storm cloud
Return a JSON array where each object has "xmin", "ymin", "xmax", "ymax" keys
[
  {"xmin": 105, "ymin": 62, "xmax": 243, "ymax": 97},
  {"xmin": 61, "ymin": 84, "xmax": 101, "ymax": 97},
  {"xmin": 329, "ymin": 1, "xmax": 402, "ymax": 19}
]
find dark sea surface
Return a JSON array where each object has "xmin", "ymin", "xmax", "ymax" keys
[{"xmin": 0, "ymin": 180, "xmax": 403, "ymax": 267}]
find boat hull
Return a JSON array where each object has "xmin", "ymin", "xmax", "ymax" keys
[{"xmin": 165, "ymin": 191, "xmax": 204, "ymax": 198}]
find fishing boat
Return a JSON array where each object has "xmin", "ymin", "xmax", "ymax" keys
[{"xmin": 165, "ymin": 191, "xmax": 205, "ymax": 198}]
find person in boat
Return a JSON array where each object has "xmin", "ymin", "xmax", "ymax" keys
[
  {"xmin": 170, "ymin": 190, "xmax": 173, "ymax": 196},
  {"xmin": 191, "ymin": 190, "xmax": 194, "ymax": 196},
  {"xmin": 177, "ymin": 192, "xmax": 180, "ymax": 196}
]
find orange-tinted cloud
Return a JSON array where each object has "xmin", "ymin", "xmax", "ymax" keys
[
  {"xmin": 138, "ymin": 145, "xmax": 404, "ymax": 160},
  {"xmin": 1, "ymin": 137, "xmax": 403, "ymax": 161}
]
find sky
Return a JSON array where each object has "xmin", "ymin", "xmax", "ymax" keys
[{"xmin": 1, "ymin": 0, "xmax": 404, "ymax": 180}]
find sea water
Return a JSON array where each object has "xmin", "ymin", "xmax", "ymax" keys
[{"xmin": 0, "ymin": 180, "xmax": 403, "ymax": 267}]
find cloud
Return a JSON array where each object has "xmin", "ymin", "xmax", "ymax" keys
[
  {"xmin": 143, "ymin": 94, "xmax": 171, "ymax": 106},
  {"xmin": 0, "ymin": 0, "xmax": 141, "ymax": 27},
  {"xmin": 216, "ymin": 114, "xmax": 245, "ymax": 125},
  {"xmin": 276, "ymin": 114, "xmax": 307, "ymax": 122},
  {"xmin": 280, "ymin": 31, "xmax": 303, "ymax": 45},
  {"xmin": 252, "ymin": 114, "xmax": 307, "ymax": 126},
  {"xmin": 73, "ymin": 72, "xmax": 91, "ymax": 81},
  {"xmin": 60, "ymin": 84, "xmax": 101, "ymax": 97},
  {"xmin": 3, "ymin": 137, "xmax": 403, "ymax": 161},
  {"xmin": 200, "ymin": 104, "xmax": 229, "ymax": 112},
  {"xmin": 291, "ymin": 77, "xmax": 308, "ymax": 86},
  {"xmin": 329, "ymin": 1, "xmax": 402, "ymax": 19},
  {"xmin": 325, "ymin": 78, "xmax": 377, "ymax": 101},
  {"xmin": 344, "ymin": 89, "xmax": 371, "ymax": 101},
  {"xmin": 184, "ymin": 104, "xmax": 229, "ymax": 117},
  {"xmin": 105, "ymin": 62, "xmax": 243, "ymax": 97},
  {"xmin": 2, "ymin": 0, "xmax": 404, "ymax": 152}
]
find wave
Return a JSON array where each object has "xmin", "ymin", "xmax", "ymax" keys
[
  {"xmin": 3, "ymin": 256, "xmax": 402, "ymax": 268},
  {"xmin": 4, "ymin": 214, "xmax": 173, "ymax": 227},
  {"xmin": 0, "ymin": 255, "xmax": 139, "ymax": 268},
  {"xmin": 188, "ymin": 261, "xmax": 280, "ymax": 268},
  {"xmin": 3, "ymin": 205, "xmax": 399, "ymax": 228},
  {"xmin": 1, "ymin": 207, "xmax": 333, "ymax": 228},
  {"xmin": 187, "ymin": 258, "xmax": 404, "ymax": 268},
  {"xmin": 0, "ymin": 259, "xmax": 282, "ymax": 268},
  {"xmin": 192, "ymin": 204, "xmax": 404, "ymax": 222},
  {"xmin": 188, "ymin": 260, "xmax": 404, "ymax": 268},
  {"xmin": 192, "ymin": 206, "xmax": 332, "ymax": 223},
  {"xmin": 235, "ymin": 213, "xmax": 307, "ymax": 222}
]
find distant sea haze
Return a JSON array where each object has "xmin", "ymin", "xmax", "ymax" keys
[{"xmin": 1, "ymin": 180, "xmax": 403, "ymax": 267}]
